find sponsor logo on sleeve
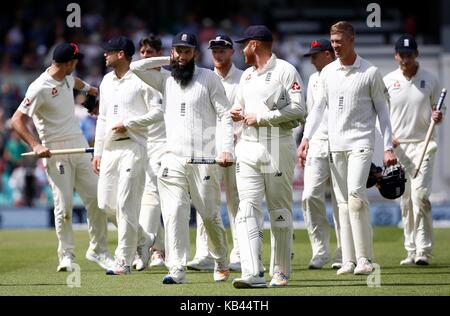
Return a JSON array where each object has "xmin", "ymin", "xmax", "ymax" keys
[
  {"xmin": 51, "ymin": 87, "xmax": 58, "ymax": 97},
  {"xmin": 21, "ymin": 98, "xmax": 31, "ymax": 107},
  {"xmin": 291, "ymin": 82, "xmax": 301, "ymax": 92}
]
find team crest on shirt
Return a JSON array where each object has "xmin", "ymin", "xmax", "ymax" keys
[
  {"xmin": 245, "ymin": 74, "xmax": 252, "ymax": 81},
  {"xmin": 393, "ymin": 80, "xmax": 401, "ymax": 89},
  {"xmin": 51, "ymin": 87, "xmax": 58, "ymax": 97},
  {"xmin": 291, "ymin": 82, "xmax": 301, "ymax": 92}
]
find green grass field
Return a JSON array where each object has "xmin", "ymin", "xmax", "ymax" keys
[{"xmin": 0, "ymin": 227, "xmax": 449, "ymax": 296}]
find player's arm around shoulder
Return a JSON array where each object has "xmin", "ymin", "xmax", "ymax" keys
[{"xmin": 130, "ymin": 57, "xmax": 170, "ymax": 93}]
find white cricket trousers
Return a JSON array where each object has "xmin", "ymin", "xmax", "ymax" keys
[
  {"xmin": 329, "ymin": 148, "xmax": 373, "ymax": 264},
  {"xmin": 157, "ymin": 153, "xmax": 229, "ymax": 270},
  {"xmin": 235, "ymin": 137, "xmax": 295, "ymax": 278},
  {"xmin": 97, "ymin": 139, "xmax": 148, "ymax": 266},
  {"xmin": 44, "ymin": 135, "xmax": 109, "ymax": 260},
  {"xmin": 139, "ymin": 141, "xmax": 166, "ymax": 252},
  {"xmin": 302, "ymin": 138, "xmax": 341, "ymax": 259},
  {"xmin": 394, "ymin": 141, "xmax": 436, "ymax": 256},
  {"xmin": 194, "ymin": 164, "xmax": 240, "ymax": 263}
]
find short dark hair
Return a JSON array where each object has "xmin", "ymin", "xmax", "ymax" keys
[{"xmin": 139, "ymin": 35, "xmax": 162, "ymax": 52}]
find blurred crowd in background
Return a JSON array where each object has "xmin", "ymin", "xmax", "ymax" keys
[{"xmin": 0, "ymin": 0, "xmax": 440, "ymax": 208}]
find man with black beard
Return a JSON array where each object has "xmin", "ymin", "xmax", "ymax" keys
[{"xmin": 130, "ymin": 32, "xmax": 234, "ymax": 284}]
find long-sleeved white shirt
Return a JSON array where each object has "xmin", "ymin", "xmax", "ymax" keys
[
  {"xmin": 383, "ymin": 66, "xmax": 440, "ymax": 143},
  {"xmin": 234, "ymin": 54, "xmax": 306, "ymax": 142},
  {"xmin": 94, "ymin": 69, "xmax": 164, "ymax": 156},
  {"xmin": 303, "ymin": 55, "xmax": 393, "ymax": 151},
  {"xmin": 214, "ymin": 63, "xmax": 243, "ymax": 152},
  {"xmin": 306, "ymin": 71, "xmax": 328, "ymax": 141},
  {"xmin": 130, "ymin": 57, "xmax": 234, "ymax": 159},
  {"xmin": 19, "ymin": 69, "xmax": 83, "ymax": 144}
]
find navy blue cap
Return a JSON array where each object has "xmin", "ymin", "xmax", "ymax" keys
[
  {"xmin": 208, "ymin": 35, "xmax": 233, "ymax": 49},
  {"xmin": 303, "ymin": 39, "xmax": 333, "ymax": 57},
  {"xmin": 53, "ymin": 43, "xmax": 84, "ymax": 63},
  {"xmin": 395, "ymin": 34, "xmax": 418, "ymax": 52},
  {"xmin": 103, "ymin": 36, "xmax": 135, "ymax": 57},
  {"xmin": 172, "ymin": 32, "xmax": 198, "ymax": 48},
  {"xmin": 235, "ymin": 25, "xmax": 273, "ymax": 43}
]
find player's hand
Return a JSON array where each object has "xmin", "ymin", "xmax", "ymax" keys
[
  {"xmin": 432, "ymin": 106, "xmax": 443, "ymax": 123},
  {"xmin": 92, "ymin": 155, "xmax": 101, "ymax": 175},
  {"xmin": 87, "ymin": 86, "xmax": 99, "ymax": 96},
  {"xmin": 383, "ymin": 149, "xmax": 397, "ymax": 167},
  {"xmin": 298, "ymin": 138, "xmax": 309, "ymax": 159},
  {"xmin": 33, "ymin": 144, "xmax": 51, "ymax": 158},
  {"xmin": 230, "ymin": 106, "xmax": 244, "ymax": 122},
  {"xmin": 218, "ymin": 152, "xmax": 233, "ymax": 168},
  {"xmin": 392, "ymin": 136, "xmax": 400, "ymax": 148},
  {"xmin": 244, "ymin": 113, "xmax": 257, "ymax": 126},
  {"xmin": 112, "ymin": 122, "xmax": 127, "ymax": 133}
]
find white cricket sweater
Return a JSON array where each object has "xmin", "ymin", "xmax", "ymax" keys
[
  {"xmin": 384, "ymin": 66, "xmax": 440, "ymax": 143},
  {"xmin": 303, "ymin": 55, "xmax": 393, "ymax": 151}
]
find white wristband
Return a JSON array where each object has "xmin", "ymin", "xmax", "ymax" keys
[{"xmin": 80, "ymin": 82, "xmax": 91, "ymax": 92}]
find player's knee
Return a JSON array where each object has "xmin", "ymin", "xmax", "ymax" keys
[
  {"xmin": 269, "ymin": 208, "xmax": 292, "ymax": 230},
  {"xmin": 348, "ymin": 194, "xmax": 367, "ymax": 214},
  {"xmin": 416, "ymin": 187, "xmax": 431, "ymax": 211}
]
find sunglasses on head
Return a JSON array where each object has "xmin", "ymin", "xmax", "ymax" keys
[{"xmin": 209, "ymin": 39, "xmax": 232, "ymax": 47}]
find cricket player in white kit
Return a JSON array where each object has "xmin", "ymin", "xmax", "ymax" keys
[
  {"xmin": 92, "ymin": 37, "xmax": 159, "ymax": 275},
  {"xmin": 230, "ymin": 25, "xmax": 306, "ymax": 288},
  {"xmin": 187, "ymin": 35, "xmax": 243, "ymax": 272},
  {"xmin": 130, "ymin": 32, "xmax": 234, "ymax": 284},
  {"xmin": 384, "ymin": 35, "xmax": 443, "ymax": 266},
  {"xmin": 132, "ymin": 35, "xmax": 167, "ymax": 270},
  {"xmin": 11, "ymin": 43, "xmax": 113, "ymax": 272},
  {"xmin": 299, "ymin": 22, "xmax": 398, "ymax": 275},
  {"xmin": 300, "ymin": 39, "xmax": 342, "ymax": 270}
]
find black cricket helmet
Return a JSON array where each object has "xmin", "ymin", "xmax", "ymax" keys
[
  {"xmin": 378, "ymin": 164, "xmax": 407, "ymax": 199},
  {"xmin": 366, "ymin": 163, "xmax": 383, "ymax": 188}
]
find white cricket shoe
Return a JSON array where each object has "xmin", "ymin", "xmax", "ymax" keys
[
  {"xmin": 229, "ymin": 262, "xmax": 241, "ymax": 272},
  {"xmin": 57, "ymin": 252, "xmax": 75, "ymax": 272},
  {"xmin": 400, "ymin": 252, "xmax": 416, "ymax": 265},
  {"xmin": 162, "ymin": 266, "xmax": 186, "ymax": 284},
  {"xmin": 232, "ymin": 272, "xmax": 267, "ymax": 289},
  {"xmin": 85, "ymin": 250, "xmax": 114, "ymax": 270},
  {"xmin": 354, "ymin": 257, "xmax": 374, "ymax": 275},
  {"xmin": 134, "ymin": 234, "xmax": 155, "ymax": 271},
  {"xmin": 213, "ymin": 261, "xmax": 230, "ymax": 282},
  {"xmin": 336, "ymin": 261, "xmax": 356, "ymax": 275},
  {"xmin": 331, "ymin": 248, "xmax": 343, "ymax": 269},
  {"xmin": 415, "ymin": 252, "xmax": 430, "ymax": 265},
  {"xmin": 149, "ymin": 250, "xmax": 165, "ymax": 268},
  {"xmin": 270, "ymin": 272, "xmax": 289, "ymax": 287},
  {"xmin": 106, "ymin": 257, "xmax": 131, "ymax": 275},
  {"xmin": 308, "ymin": 255, "xmax": 330, "ymax": 269},
  {"xmin": 186, "ymin": 257, "xmax": 215, "ymax": 271}
]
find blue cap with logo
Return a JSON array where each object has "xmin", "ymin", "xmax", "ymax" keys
[
  {"xmin": 395, "ymin": 34, "xmax": 418, "ymax": 52},
  {"xmin": 102, "ymin": 36, "xmax": 135, "ymax": 57},
  {"xmin": 208, "ymin": 35, "xmax": 233, "ymax": 49},
  {"xmin": 235, "ymin": 25, "xmax": 273, "ymax": 43},
  {"xmin": 53, "ymin": 43, "xmax": 84, "ymax": 63},
  {"xmin": 303, "ymin": 39, "xmax": 333, "ymax": 57},
  {"xmin": 172, "ymin": 32, "xmax": 198, "ymax": 48}
]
